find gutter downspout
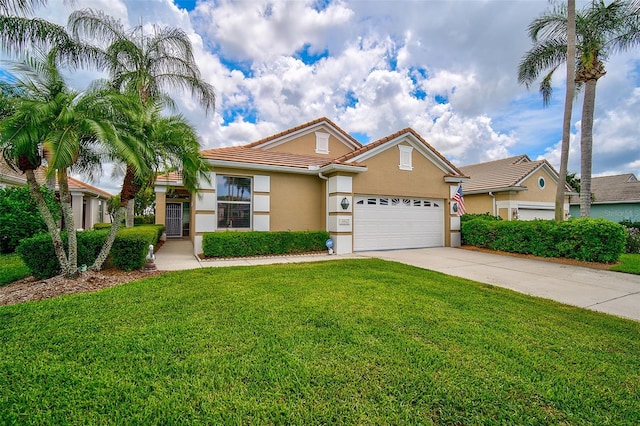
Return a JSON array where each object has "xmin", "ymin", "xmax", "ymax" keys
[
  {"xmin": 489, "ymin": 191, "xmax": 496, "ymax": 217},
  {"xmin": 318, "ymin": 173, "xmax": 329, "ymax": 231}
]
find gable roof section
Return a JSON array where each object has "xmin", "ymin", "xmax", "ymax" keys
[
  {"xmin": 584, "ymin": 173, "xmax": 640, "ymax": 203},
  {"xmin": 245, "ymin": 117, "xmax": 362, "ymax": 151},
  {"xmin": 335, "ymin": 128, "xmax": 467, "ymax": 180},
  {"xmin": 459, "ymin": 155, "xmax": 564, "ymax": 194}
]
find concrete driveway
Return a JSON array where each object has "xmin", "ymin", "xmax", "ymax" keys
[{"xmin": 358, "ymin": 247, "xmax": 640, "ymax": 322}]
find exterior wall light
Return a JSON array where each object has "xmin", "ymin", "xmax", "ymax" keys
[{"xmin": 341, "ymin": 197, "xmax": 350, "ymax": 210}]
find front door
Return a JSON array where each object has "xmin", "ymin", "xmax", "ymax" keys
[{"xmin": 166, "ymin": 202, "xmax": 183, "ymax": 237}]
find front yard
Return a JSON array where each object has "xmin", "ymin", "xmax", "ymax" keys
[{"xmin": 1, "ymin": 259, "xmax": 638, "ymax": 424}]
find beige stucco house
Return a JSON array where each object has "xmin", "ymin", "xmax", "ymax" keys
[
  {"xmin": 459, "ymin": 155, "xmax": 573, "ymax": 220},
  {"xmin": 0, "ymin": 160, "xmax": 113, "ymax": 229},
  {"xmin": 154, "ymin": 117, "xmax": 469, "ymax": 255}
]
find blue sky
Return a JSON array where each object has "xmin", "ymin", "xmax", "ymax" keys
[{"xmin": 8, "ymin": 0, "xmax": 640, "ymax": 194}]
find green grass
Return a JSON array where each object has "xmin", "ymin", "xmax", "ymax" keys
[
  {"xmin": 611, "ymin": 253, "xmax": 640, "ymax": 274},
  {"xmin": 1, "ymin": 259, "xmax": 639, "ymax": 424},
  {"xmin": 0, "ymin": 253, "xmax": 30, "ymax": 286}
]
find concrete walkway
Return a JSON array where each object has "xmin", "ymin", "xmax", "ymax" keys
[{"xmin": 154, "ymin": 240, "xmax": 640, "ymax": 322}]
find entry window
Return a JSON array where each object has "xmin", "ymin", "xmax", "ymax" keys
[{"xmin": 217, "ymin": 176, "xmax": 252, "ymax": 229}]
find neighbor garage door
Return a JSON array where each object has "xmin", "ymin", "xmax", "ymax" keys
[
  {"xmin": 518, "ymin": 208, "xmax": 555, "ymax": 221},
  {"xmin": 353, "ymin": 195, "xmax": 444, "ymax": 251}
]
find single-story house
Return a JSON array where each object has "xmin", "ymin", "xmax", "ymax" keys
[
  {"xmin": 459, "ymin": 155, "xmax": 574, "ymax": 220},
  {"xmin": 569, "ymin": 173, "xmax": 640, "ymax": 222},
  {"xmin": 154, "ymin": 117, "xmax": 469, "ymax": 255},
  {"xmin": 0, "ymin": 160, "xmax": 113, "ymax": 229}
]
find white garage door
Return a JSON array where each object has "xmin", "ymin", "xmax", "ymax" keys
[
  {"xmin": 354, "ymin": 195, "xmax": 444, "ymax": 251},
  {"xmin": 518, "ymin": 208, "xmax": 555, "ymax": 220}
]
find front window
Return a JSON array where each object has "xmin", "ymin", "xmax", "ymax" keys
[{"xmin": 217, "ymin": 175, "xmax": 252, "ymax": 229}]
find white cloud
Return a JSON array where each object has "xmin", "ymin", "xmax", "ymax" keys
[{"xmin": 8, "ymin": 0, "xmax": 637, "ymax": 194}]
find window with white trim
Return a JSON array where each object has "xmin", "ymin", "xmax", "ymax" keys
[
  {"xmin": 398, "ymin": 145, "xmax": 414, "ymax": 170},
  {"xmin": 217, "ymin": 175, "xmax": 252, "ymax": 229},
  {"xmin": 315, "ymin": 132, "xmax": 330, "ymax": 154}
]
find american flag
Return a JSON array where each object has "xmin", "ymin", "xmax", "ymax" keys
[{"xmin": 452, "ymin": 185, "xmax": 466, "ymax": 215}]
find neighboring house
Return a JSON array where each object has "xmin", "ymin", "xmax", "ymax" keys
[
  {"xmin": 459, "ymin": 155, "xmax": 574, "ymax": 220},
  {"xmin": 154, "ymin": 117, "xmax": 469, "ymax": 255},
  {"xmin": 0, "ymin": 160, "xmax": 113, "ymax": 229},
  {"xmin": 569, "ymin": 173, "xmax": 640, "ymax": 222}
]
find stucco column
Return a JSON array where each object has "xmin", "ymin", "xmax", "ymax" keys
[
  {"xmin": 71, "ymin": 193, "xmax": 84, "ymax": 230},
  {"xmin": 328, "ymin": 174, "xmax": 353, "ymax": 254},
  {"xmin": 155, "ymin": 187, "xmax": 167, "ymax": 227}
]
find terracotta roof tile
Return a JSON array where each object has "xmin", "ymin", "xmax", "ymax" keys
[
  {"xmin": 1, "ymin": 160, "xmax": 113, "ymax": 197},
  {"xmin": 201, "ymin": 145, "xmax": 364, "ymax": 169}
]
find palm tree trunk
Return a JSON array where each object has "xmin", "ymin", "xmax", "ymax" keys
[
  {"xmin": 24, "ymin": 169, "xmax": 70, "ymax": 274},
  {"xmin": 121, "ymin": 164, "xmax": 140, "ymax": 228},
  {"xmin": 579, "ymin": 78, "xmax": 598, "ymax": 217},
  {"xmin": 90, "ymin": 206, "xmax": 125, "ymax": 271},
  {"xmin": 555, "ymin": 0, "xmax": 576, "ymax": 221},
  {"xmin": 57, "ymin": 169, "xmax": 78, "ymax": 277},
  {"xmin": 126, "ymin": 198, "xmax": 135, "ymax": 228}
]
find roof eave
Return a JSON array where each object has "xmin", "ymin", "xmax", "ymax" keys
[{"xmin": 464, "ymin": 186, "xmax": 527, "ymax": 195}]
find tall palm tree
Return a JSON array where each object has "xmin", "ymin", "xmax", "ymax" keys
[
  {"xmin": 0, "ymin": 50, "xmax": 145, "ymax": 277},
  {"xmin": 555, "ymin": 0, "xmax": 576, "ymax": 221},
  {"xmin": 518, "ymin": 0, "xmax": 640, "ymax": 217},
  {"xmin": 68, "ymin": 8, "xmax": 216, "ymax": 226}
]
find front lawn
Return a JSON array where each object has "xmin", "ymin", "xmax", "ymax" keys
[
  {"xmin": 611, "ymin": 253, "xmax": 640, "ymax": 274},
  {"xmin": 0, "ymin": 253, "xmax": 29, "ymax": 286},
  {"xmin": 1, "ymin": 259, "xmax": 638, "ymax": 424}
]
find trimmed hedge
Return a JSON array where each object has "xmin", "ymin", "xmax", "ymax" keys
[
  {"xmin": 93, "ymin": 222, "xmax": 112, "ymax": 230},
  {"xmin": 109, "ymin": 225, "xmax": 165, "ymax": 271},
  {"xmin": 16, "ymin": 230, "xmax": 108, "ymax": 279},
  {"xmin": 462, "ymin": 218, "xmax": 626, "ymax": 263},
  {"xmin": 16, "ymin": 224, "xmax": 165, "ymax": 278},
  {"xmin": 203, "ymin": 231, "xmax": 330, "ymax": 258}
]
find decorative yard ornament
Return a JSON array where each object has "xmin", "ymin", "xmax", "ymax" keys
[
  {"xmin": 326, "ymin": 238, "xmax": 334, "ymax": 255},
  {"xmin": 143, "ymin": 244, "xmax": 157, "ymax": 271}
]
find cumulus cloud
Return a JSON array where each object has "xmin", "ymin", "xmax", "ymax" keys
[{"xmin": 10, "ymin": 0, "xmax": 638, "ymax": 194}]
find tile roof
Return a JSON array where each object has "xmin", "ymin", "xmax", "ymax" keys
[
  {"xmin": 459, "ymin": 155, "xmax": 554, "ymax": 193},
  {"xmin": 576, "ymin": 173, "xmax": 640, "ymax": 203},
  {"xmin": 200, "ymin": 145, "xmax": 365, "ymax": 170},
  {"xmin": 0, "ymin": 160, "xmax": 113, "ymax": 198}
]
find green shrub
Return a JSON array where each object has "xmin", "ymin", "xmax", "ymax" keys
[
  {"xmin": 134, "ymin": 215, "xmax": 156, "ymax": 225},
  {"xmin": 202, "ymin": 231, "xmax": 330, "ymax": 258},
  {"xmin": 15, "ymin": 230, "xmax": 108, "ymax": 279},
  {"xmin": 0, "ymin": 185, "xmax": 60, "ymax": 253},
  {"xmin": 110, "ymin": 225, "xmax": 164, "ymax": 271},
  {"xmin": 16, "ymin": 225, "xmax": 164, "ymax": 277},
  {"xmin": 460, "ymin": 212, "xmax": 502, "ymax": 223},
  {"xmin": 93, "ymin": 222, "xmax": 112, "ymax": 230},
  {"xmin": 462, "ymin": 218, "xmax": 626, "ymax": 263}
]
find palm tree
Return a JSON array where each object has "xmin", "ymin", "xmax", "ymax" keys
[
  {"xmin": 90, "ymin": 101, "xmax": 211, "ymax": 271},
  {"xmin": 518, "ymin": 0, "xmax": 640, "ymax": 217},
  {"xmin": 68, "ymin": 8, "xmax": 216, "ymax": 227},
  {"xmin": 0, "ymin": 50, "xmax": 145, "ymax": 277}
]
